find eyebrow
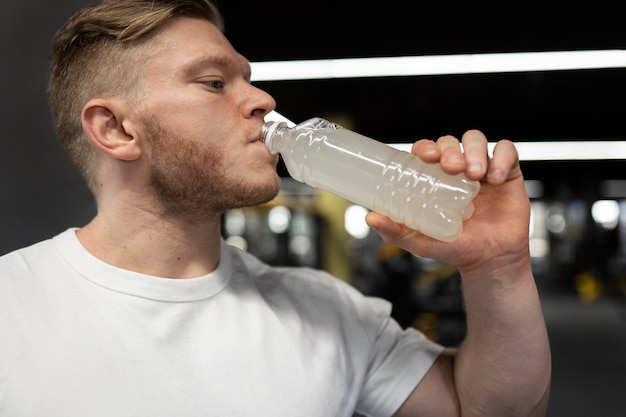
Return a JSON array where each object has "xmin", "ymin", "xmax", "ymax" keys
[{"xmin": 183, "ymin": 54, "xmax": 252, "ymax": 82}]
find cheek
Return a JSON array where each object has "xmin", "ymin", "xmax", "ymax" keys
[
  {"xmin": 142, "ymin": 92, "xmax": 221, "ymax": 133},
  {"xmin": 191, "ymin": 112, "xmax": 240, "ymax": 150}
]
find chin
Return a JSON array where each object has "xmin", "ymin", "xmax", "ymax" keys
[
  {"xmin": 228, "ymin": 174, "xmax": 281, "ymax": 210},
  {"xmin": 251, "ymin": 177, "xmax": 282, "ymax": 206}
]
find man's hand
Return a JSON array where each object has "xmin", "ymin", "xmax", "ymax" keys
[
  {"xmin": 372, "ymin": 130, "xmax": 550, "ymax": 417},
  {"xmin": 366, "ymin": 129, "xmax": 530, "ymax": 275}
]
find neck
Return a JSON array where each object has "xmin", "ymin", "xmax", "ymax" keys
[{"xmin": 77, "ymin": 197, "xmax": 223, "ymax": 279}]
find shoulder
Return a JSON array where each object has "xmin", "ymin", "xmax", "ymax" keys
[
  {"xmin": 0, "ymin": 229, "xmax": 77, "ymax": 296},
  {"xmin": 227, "ymin": 241, "xmax": 388, "ymax": 308},
  {"xmin": 225, "ymin": 241, "xmax": 392, "ymax": 328},
  {"xmin": 0, "ymin": 235, "xmax": 59, "ymax": 275}
]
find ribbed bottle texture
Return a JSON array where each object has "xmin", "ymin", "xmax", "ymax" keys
[{"xmin": 261, "ymin": 118, "xmax": 480, "ymax": 242}]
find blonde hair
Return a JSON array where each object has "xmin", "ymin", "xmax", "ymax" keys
[{"xmin": 47, "ymin": 0, "xmax": 224, "ymax": 190}]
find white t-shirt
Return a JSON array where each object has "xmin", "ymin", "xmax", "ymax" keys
[{"xmin": 0, "ymin": 228, "xmax": 443, "ymax": 417}]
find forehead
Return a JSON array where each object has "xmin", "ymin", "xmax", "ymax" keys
[{"xmin": 146, "ymin": 16, "xmax": 250, "ymax": 78}]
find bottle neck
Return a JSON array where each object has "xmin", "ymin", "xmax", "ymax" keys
[{"xmin": 261, "ymin": 121, "xmax": 288, "ymax": 154}]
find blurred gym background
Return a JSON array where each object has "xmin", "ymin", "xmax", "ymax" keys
[{"xmin": 2, "ymin": 1, "xmax": 625, "ymax": 415}]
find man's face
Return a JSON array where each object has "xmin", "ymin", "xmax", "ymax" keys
[{"xmin": 133, "ymin": 17, "xmax": 280, "ymax": 217}]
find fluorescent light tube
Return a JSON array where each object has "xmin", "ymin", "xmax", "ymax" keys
[
  {"xmin": 389, "ymin": 141, "xmax": 626, "ymax": 161},
  {"xmin": 251, "ymin": 50, "xmax": 626, "ymax": 81}
]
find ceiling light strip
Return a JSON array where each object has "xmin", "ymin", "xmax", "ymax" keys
[
  {"xmin": 251, "ymin": 50, "xmax": 626, "ymax": 81},
  {"xmin": 389, "ymin": 141, "xmax": 626, "ymax": 161}
]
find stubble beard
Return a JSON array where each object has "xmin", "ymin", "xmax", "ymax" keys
[{"xmin": 143, "ymin": 118, "xmax": 281, "ymax": 221}]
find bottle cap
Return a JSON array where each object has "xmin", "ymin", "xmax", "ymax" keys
[{"xmin": 261, "ymin": 121, "xmax": 286, "ymax": 153}]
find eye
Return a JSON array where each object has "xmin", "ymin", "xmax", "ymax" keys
[{"xmin": 203, "ymin": 80, "xmax": 225, "ymax": 90}]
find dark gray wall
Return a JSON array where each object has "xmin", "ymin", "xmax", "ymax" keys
[{"xmin": 1, "ymin": 1, "xmax": 96, "ymax": 255}]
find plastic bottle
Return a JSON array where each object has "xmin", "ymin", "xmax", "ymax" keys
[{"xmin": 261, "ymin": 117, "xmax": 480, "ymax": 242}]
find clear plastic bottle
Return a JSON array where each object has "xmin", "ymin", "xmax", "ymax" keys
[{"xmin": 261, "ymin": 117, "xmax": 480, "ymax": 242}]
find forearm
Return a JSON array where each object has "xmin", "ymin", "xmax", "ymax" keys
[
  {"xmin": 454, "ymin": 256, "xmax": 551, "ymax": 417},
  {"xmin": 371, "ymin": 133, "xmax": 550, "ymax": 417}
]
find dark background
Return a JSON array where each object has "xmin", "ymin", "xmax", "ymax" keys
[
  {"xmin": 2, "ymin": 1, "xmax": 626, "ymax": 254},
  {"xmin": 1, "ymin": 2, "xmax": 625, "ymax": 416}
]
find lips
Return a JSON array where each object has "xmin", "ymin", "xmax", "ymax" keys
[{"xmin": 251, "ymin": 126, "xmax": 266, "ymax": 144}]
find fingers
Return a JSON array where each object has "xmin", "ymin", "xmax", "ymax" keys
[
  {"xmin": 365, "ymin": 211, "xmax": 404, "ymax": 240},
  {"xmin": 489, "ymin": 139, "xmax": 521, "ymax": 184},
  {"xmin": 412, "ymin": 139, "xmax": 441, "ymax": 163},
  {"xmin": 461, "ymin": 130, "xmax": 489, "ymax": 180},
  {"xmin": 411, "ymin": 130, "xmax": 520, "ymax": 184},
  {"xmin": 365, "ymin": 212, "xmax": 428, "ymax": 254},
  {"xmin": 412, "ymin": 136, "xmax": 465, "ymax": 173},
  {"xmin": 438, "ymin": 135, "xmax": 467, "ymax": 173},
  {"xmin": 412, "ymin": 132, "xmax": 484, "ymax": 176}
]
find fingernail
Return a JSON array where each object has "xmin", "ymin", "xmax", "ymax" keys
[
  {"xmin": 467, "ymin": 162, "xmax": 482, "ymax": 173},
  {"xmin": 489, "ymin": 169, "xmax": 504, "ymax": 182},
  {"xmin": 447, "ymin": 154, "xmax": 464, "ymax": 165},
  {"xmin": 422, "ymin": 145, "xmax": 438, "ymax": 156}
]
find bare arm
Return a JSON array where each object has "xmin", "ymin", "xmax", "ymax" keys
[{"xmin": 366, "ymin": 130, "xmax": 551, "ymax": 417}]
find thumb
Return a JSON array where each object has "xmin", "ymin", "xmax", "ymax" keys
[
  {"xmin": 365, "ymin": 212, "xmax": 413, "ymax": 245},
  {"xmin": 366, "ymin": 212, "xmax": 443, "ymax": 258}
]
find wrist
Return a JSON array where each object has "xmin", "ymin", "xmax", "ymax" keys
[{"xmin": 458, "ymin": 247, "xmax": 534, "ymax": 294}]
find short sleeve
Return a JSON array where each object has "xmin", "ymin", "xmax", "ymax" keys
[{"xmin": 356, "ymin": 309, "xmax": 445, "ymax": 417}]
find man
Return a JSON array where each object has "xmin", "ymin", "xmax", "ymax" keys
[{"xmin": 0, "ymin": 1, "xmax": 551, "ymax": 416}]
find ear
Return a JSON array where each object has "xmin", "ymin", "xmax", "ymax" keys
[{"xmin": 81, "ymin": 99, "xmax": 141, "ymax": 161}]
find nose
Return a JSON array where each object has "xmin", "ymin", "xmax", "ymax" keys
[{"xmin": 245, "ymin": 83, "xmax": 276, "ymax": 119}]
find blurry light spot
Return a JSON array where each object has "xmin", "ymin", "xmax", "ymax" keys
[
  {"xmin": 224, "ymin": 209, "xmax": 246, "ymax": 236},
  {"xmin": 529, "ymin": 238, "xmax": 549, "ymax": 258},
  {"xmin": 546, "ymin": 208, "xmax": 566, "ymax": 235},
  {"xmin": 591, "ymin": 200, "xmax": 620, "ymax": 230},
  {"xmin": 289, "ymin": 235, "xmax": 312, "ymax": 256},
  {"xmin": 268, "ymin": 205, "xmax": 291, "ymax": 234},
  {"xmin": 226, "ymin": 235, "xmax": 248, "ymax": 251},
  {"xmin": 290, "ymin": 212, "xmax": 313, "ymax": 235},
  {"xmin": 529, "ymin": 201, "xmax": 548, "ymax": 239},
  {"xmin": 575, "ymin": 272, "xmax": 604, "ymax": 304},
  {"xmin": 345, "ymin": 205, "xmax": 370, "ymax": 239}
]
